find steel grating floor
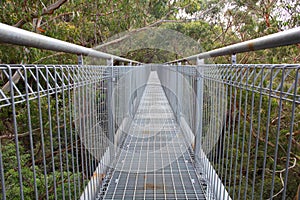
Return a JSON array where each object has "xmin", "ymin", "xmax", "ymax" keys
[{"xmin": 98, "ymin": 71, "xmax": 207, "ymax": 199}]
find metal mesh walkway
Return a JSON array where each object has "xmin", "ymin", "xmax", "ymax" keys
[{"xmin": 99, "ymin": 71, "xmax": 206, "ymax": 199}]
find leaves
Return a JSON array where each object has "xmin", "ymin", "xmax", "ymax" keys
[{"xmin": 0, "ymin": 1, "xmax": 299, "ymax": 199}]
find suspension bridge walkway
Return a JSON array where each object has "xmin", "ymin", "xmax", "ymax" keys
[
  {"xmin": 0, "ymin": 22, "xmax": 299, "ymax": 200},
  {"xmin": 99, "ymin": 71, "xmax": 206, "ymax": 199}
]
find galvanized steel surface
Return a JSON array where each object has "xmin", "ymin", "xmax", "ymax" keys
[
  {"xmin": 98, "ymin": 71, "xmax": 207, "ymax": 199},
  {"xmin": 166, "ymin": 27, "xmax": 300, "ymax": 63},
  {"xmin": 0, "ymin": 23, "xmax": 140, "ymax": 64}
]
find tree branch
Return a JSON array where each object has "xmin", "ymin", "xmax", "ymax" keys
[
  {"xmin": 40, "ymin": 12, "xmax": 73, "ymax": 27},
  {"xmin": 33, "ymin": 143, "xmax": 73, "ymax": 166},
  {"xmin": 13, "ymin": 0, "xmax": 68, "ymax": 28},
  {"xmin": 266, "ymin": 157, "xmax": 297, "ymax": 200},
  {"xmin": 13, "ymin": 19, "xmax": 27, "ymax": 28},
  {"xmin": 98, "ymin": 19, "xmax": 186, "ymax": 49},
  {"xmin": 42, "ymin": 0, "xmax": 68, "ymax": 15},
  {"xmin": 1, "ymin": 69, "xmax": 21, "ymax": 93},
  {"xmin": 0, "ymin": 123, "xmax": 68, "ymax": 140},
  {"xmin": 32, "ymin": 52, "xmax": 66, "ymax": 64}
]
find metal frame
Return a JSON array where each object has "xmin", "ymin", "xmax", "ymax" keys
[
  {"xmin": 166, "ymin": 27, "xmax": 300, "ymax": 63},
  {"xmin": 1, "ymin": 21, "xmax": 300, "ymax": 200},
  {"xmin": 0, "ymin": 23, "xmax": 140, "ymax": 64},
  {"xmin": 99, "ymin": 71, "xmax": 207, "ymax": 199},
  {"xmin": 0, "ymin": 64, "xmax": 150, "ymax": 200},
  {"xmin": 157, "ymin": 64, "xmax": 300, "ymax": 200}
]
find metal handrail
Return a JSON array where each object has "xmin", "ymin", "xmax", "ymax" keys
[
  {"xmin": 166, "ymin": 27, "xmax": 300, "ymax": 64},
  {"xmin": 0, "ymin": 22, "xmax": 140, "ymax": 64}
]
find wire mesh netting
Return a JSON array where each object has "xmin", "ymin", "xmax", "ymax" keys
[{"xmin": 1, "ymin": 64, "xmax": 299, "ymax": 200}]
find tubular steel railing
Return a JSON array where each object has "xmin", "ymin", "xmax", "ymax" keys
[
  {"xmin": 157, "ymin": 64, "xmax": 300, "ymax": 200},
  {"xmin": 166, "ymin": 27, "xmax": 300, "ymax": 63},
  {"xmin": 0, "ymin": 23, "xmax": 140, "ymax": 64}
]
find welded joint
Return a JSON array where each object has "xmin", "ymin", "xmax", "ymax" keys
[
  {"xmin": 196, "ymin": 57, "xmax": 204, "ymax": 65},
  {"xmin": 106, "ymin": 58, "xmax": 114, "ymax": 66}
]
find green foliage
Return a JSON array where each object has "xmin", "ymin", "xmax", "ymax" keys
[
  {"xmin": 1, "ymin": 0, "xmax": 299, "ymax": 64},
  {"xmin": 217, "ymin": 84, "xmax": 300, "ymax": 199},
  {"xmin": 0, "ymin": 66, "xmax": 109, "ymax": 199},
  {"xmin": 0, "ymin": 0, "xmax": 299, "ymax": 199},
  {"xmin": 0, "ymin": 0, "xmax": 201, "ymax": 64}
]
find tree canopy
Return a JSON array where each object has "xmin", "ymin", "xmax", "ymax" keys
[
  {"xmin": 0, "ymin": 0, "xmax": 299, "ymax": 64},
  {"xmin": 0, "ymin": 1, "xmax": 299, "ymax": 199}
]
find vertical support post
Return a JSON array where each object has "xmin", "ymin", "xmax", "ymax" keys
[
  {"xmin": 176, "ymin": 62, "xmax": 182, "ymax": 123},
  {"xmin": 107, "ymin": 57, "xmax": 113, "ymax": 67},
  {"xmin": 78, "ymin": 54, "xmax": 84, "ymax": 65},
  {"xmin": 107, "ymin": 58, "xmax": 115, "ymax": 159},
  {"xmin": 231, "ymin": 53, "xmax": 237, "ymax": 65},
  {"xmin": 195, "ymin": 57, "xmax": 204, "ymax": 163}
]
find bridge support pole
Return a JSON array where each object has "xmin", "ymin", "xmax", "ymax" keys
[
  {"xmin": 107, "ymin": 58, "xmax": 115, "ymax": 160},
  {"xmin": 194, "ymin": 58, "xmax": 204, "ymax": 163},
  {"xmin": 176, "ymin": 62, "xmax": 182, "ymax": 123}
]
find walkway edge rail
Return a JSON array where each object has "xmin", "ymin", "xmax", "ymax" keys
[
  {"xmin": 166, "ymin": 27, "xmax": 300, "ymax": 63},
  {"xmin": 0, "ymin": 22, "xmax": 140, "ymax": 64}
]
